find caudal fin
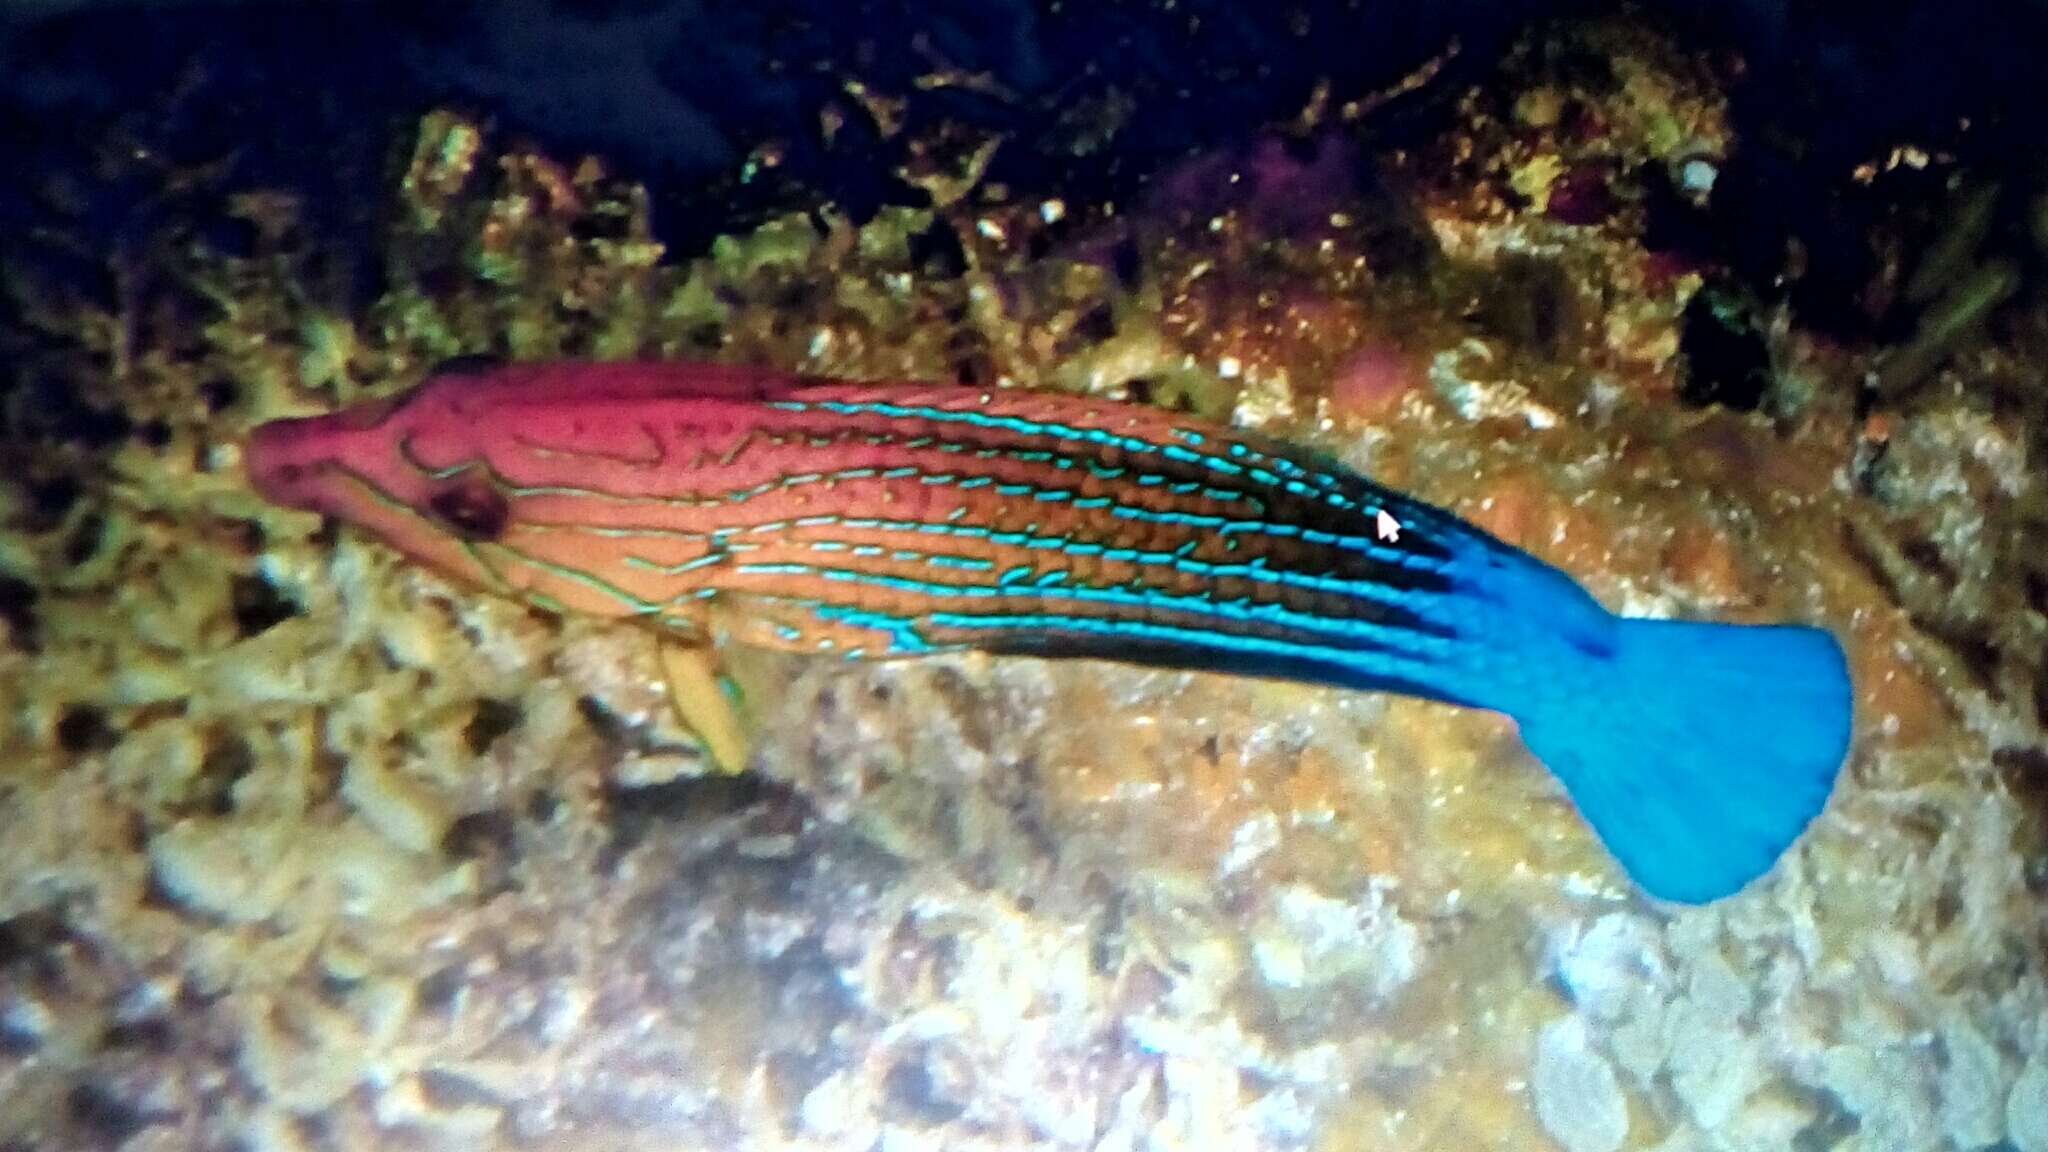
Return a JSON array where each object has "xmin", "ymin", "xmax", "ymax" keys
[{"xmin": 1515, "ymin": 619, "xmax": 1852, "ymax": 903}]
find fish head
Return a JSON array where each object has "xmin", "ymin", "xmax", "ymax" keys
[
  {"xmin": 244, "ymin": 363, "xmax": 528, "ymax": 596},
  {"xmin": 245, "ymin": 358, "xmax": 796, "ymax": 620}
]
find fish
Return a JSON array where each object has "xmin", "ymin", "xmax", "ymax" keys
[{"xmin": 244, "ymin": 358, "xmax": 1853, "ymax": 903}]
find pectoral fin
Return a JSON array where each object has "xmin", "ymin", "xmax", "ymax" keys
[{"xmin": 658, "ymin": 642, "xmax": 752, "ymax": 774}]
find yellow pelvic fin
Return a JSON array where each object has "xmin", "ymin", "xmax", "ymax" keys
[{"xmin": 658, "ymin": 642, "xmax": 751, "ymax": 774}]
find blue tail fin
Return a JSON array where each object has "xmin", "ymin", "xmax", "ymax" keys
[{"xmin": 1514, "ymin": 619, "xmax": 1852, "ymax": 903}]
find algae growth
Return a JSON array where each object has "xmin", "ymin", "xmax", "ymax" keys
[{"xmin": 2, "ymin": 14, "xmax": 2046, "ymax": 1152}]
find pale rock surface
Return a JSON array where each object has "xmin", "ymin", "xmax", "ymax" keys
[
  {"xmin": 1534, "ymin": 1015, "xmax": 1629, "ymax": 1152},
  {"xmin": 2011, "ymin": 1046, "xmax": 2048, "ymax": 1152}
]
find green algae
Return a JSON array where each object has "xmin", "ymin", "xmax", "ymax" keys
[
  {"xmin": 1903, "ymin": 181, "xmax": 2003, "ymax": 308},
  {"xmin": 1877, "ymin": 256, "xmax": 2023, "ymax": 400}
]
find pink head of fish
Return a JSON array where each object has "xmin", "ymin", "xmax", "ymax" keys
[{"xmin": 243, "ymin": 359, "xmax": 805, "ymax": 601}]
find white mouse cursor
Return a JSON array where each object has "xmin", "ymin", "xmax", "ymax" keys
[{"xmin": 1375, "ymin": 509, "xmax": 1401, "ymax": 542}]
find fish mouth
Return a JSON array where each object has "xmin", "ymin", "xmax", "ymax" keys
[{"xmin": 244, "ymin": 416, "xmax": 330, "ymax": 508}]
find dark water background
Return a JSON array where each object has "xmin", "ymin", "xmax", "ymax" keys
[{"xmin": 2, "ymin": 0, "xmax": 2042, "ymax": 332}]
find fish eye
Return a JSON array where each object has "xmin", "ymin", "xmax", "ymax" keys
[{"xmin": 426, "ymin": 478, "xmax": 510, "ymax": 542}]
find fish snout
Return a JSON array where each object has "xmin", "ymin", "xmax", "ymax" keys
[
  {"xmin": 247, "ymin": 392, "xmax": 416, "ymax": 509},
  {"xmin": 245, "ymin": 416, "xmax": 340, "ymax": 510}
]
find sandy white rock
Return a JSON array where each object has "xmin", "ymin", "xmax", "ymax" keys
[
  {"xmin": 1555, "ymin": 913, "xmax": 1667, "ymax": 1022},
  {"xmin": 1534, "ymin": 1016, "xmax": 1629, "ymax": 1152},
  {"xmin": 1821, "ymin": 1044, "xmax": 1937, "ymax": 1151},
  {"xmin": 1665, "ymin": 1004, "xmax": 1763, "ymax": 1130},
  {"xmin": 1252, "ymin": 882, "xmax": 1420, "ymax": 1002},
  {"xmin": 1940, "ymin": 1017, "xmax": 2008, "ymax": 1151},
  {"xmin": 2010, "ymin": 1047, "xmax": 2048, "ymax": 1152}
]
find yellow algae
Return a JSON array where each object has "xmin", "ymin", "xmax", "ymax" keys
[
  {"xmin": 147, "ymin": 819, "xmax": 306, "ymax": 925},
  {"xmin": 1511, "ymin": 153, "xmax": 1568, "ymax": 215},
  {"xmin": 341, "ymin": 753, "xmax": 454, "ymax": 855},
  {"xmin": 235, "ymin": 994, "xmax": 378, "ymax": 1115},
  {"xmin": 711, "ymin": 213, "xmax": 823, "ymax": 280},
  {"xmin": 103, "ymin": 717, "xmax": 207, "ymax": 809}
]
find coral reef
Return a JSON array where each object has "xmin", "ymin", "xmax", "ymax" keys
[{"xmin": 2, "ymin": 13, "xmax": 2045, "ymax": 1152}]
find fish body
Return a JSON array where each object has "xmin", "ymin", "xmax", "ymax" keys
[{"xmin": 247, "ymin": 360, "xmax": 1853, "ymax": 903}]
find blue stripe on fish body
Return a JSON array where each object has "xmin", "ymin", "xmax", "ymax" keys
[
  {"xmin": 728, "ymin": 559, "xmax": 1452, "ymax": 661},
  {"xmin": 504, "ymin": 455, "xmax": 1438, "ymax": 578},
  {"xmin": 768, "ymin": 398, "xmax": 1358, "ymax": 510}
]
